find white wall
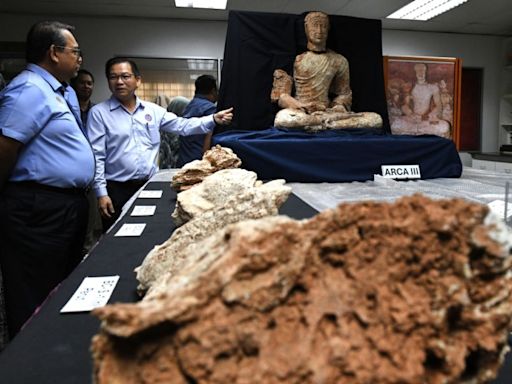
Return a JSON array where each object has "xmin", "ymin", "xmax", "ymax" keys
[
  {"xmin": 0, "ymin": 14, "xmax": 227, "ymax": 102},
  {"xmin": 0, "ymin": 13, "xmax": 506, "ymax": 151}
]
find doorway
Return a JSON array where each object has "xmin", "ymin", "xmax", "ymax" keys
[{"xmin": 459, "ymin": 67, "xmax": 483, "ymax": 151}]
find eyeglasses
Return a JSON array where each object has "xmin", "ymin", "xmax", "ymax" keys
[
  {"xmin": 107, "ymin": 73, "xmax": 135, "ymax": 82},
  {"xmin": 54, "ymin": 45, "xmax": 82, "ymax": 57}
]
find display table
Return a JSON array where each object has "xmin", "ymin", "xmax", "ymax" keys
[
  {"xmin": 213, "ymin": 128, "xmax": 463, "ymax": 182},
  {"xmin": 0, "ymin": 180, "xmax": 510, "ymax": 383},
  {"xmin": 0, "ymin": 181, "xmax": 316, "ymax": 383}
]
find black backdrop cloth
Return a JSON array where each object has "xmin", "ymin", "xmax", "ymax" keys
[{"xmin": 216, "ymin": 10, "xmax": 390, "ymax": 133}]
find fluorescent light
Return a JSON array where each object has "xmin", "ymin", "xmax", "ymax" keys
[
  {"xmin": 175, "ymin": 0, "xmax": 227, "ymax": 9},
  {"xmin": 187, "ymin": 59, "xmax": 215, "ymax": 70},
  {"xmin": 387, "ymin": 0, "xmax": 468, "ymax": 21}
]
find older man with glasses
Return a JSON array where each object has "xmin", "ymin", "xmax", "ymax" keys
[
  {"xmin": 0, "ymin": 21, "xmax": 93, "ymax": 339},
  {"xmin": 86, "ymin": 57, "xmax": 233, "ymax": 232}
]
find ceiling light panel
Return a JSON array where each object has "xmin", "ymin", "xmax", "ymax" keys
[
  {"xmin": 175, "ymin": 0, "xmax": 227, "ymax": 9},
  {"xmin": 387, "ymin": 0, "xmax": 468, "ymax": 21}
]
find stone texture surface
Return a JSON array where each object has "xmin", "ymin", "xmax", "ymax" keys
[
  {"xmin": 92, "ymin": 195, "xmax": 512, "ymax": 384},
  {"xmin": 171, "ymin": 145, "xmax": 242, "ymax": 191},
  {"xmin": 274, "ymin": 108, "xmax": 383, "ymax": 132},
  {"xmin": 172, "ymin": 168, "xmax": 261, "ymax": 227},
  {"xmin": 270, "ymin": 69, "xmax": 293, "ymax": 103},
  {"xmin": 135, "ymin": 179, "xmax": 291, "ymax": 293}
]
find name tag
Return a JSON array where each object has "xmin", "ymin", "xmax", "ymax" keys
[{"xmin": 381, "ymin": 165, "xmax": 421, "ymax": 179}]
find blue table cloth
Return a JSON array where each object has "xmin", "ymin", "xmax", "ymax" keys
[{"xmin": 213, "ymin": 127, "xmax": 462, "ymax": 182}]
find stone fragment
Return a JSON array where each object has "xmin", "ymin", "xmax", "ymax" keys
[
  {"xmin": 135, "ymin": 179, "xmax": 291, "ymax": 293},
  {"xmin": 171, "ymin": 145, "xmax": 241, "ymax": 191},
  {"xmin": 203, "ymin": 144, "xmax": 242, "ymax": 170},
  {"xmin": 93, "ymin": 195, "xmax": 512, "ymax": 384},
  {"xmin": 171, "ymin": 168, "xmax": 259, "ymax": 226}
]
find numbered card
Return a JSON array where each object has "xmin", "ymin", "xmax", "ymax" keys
[
  {"xmin": 138, "ymin": 190, "xmax": 163, "ymax": 199},
  {"xmin": 131, "ymin": 205, "xmax": 156, "ymax": 216},
  {"xmin": 114, "ymin": 223, "xmax": 146, "ymax": 237},
  {"xmin": 60, "ymin": 276, "xmax": 119, "ymax": 313}
]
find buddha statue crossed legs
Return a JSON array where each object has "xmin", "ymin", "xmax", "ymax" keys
[{"xmin": 271, "ymin": 12, "xmax": 382, "ymax": 132}]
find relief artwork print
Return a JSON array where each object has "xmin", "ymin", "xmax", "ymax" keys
[{"xmin": 384, "ymin": 56, "xmax": 461, "ymax": 146}]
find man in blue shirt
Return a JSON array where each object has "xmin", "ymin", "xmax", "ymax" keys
[
  {"xmin": 177, "ymin": 74, "xmax": 218, "ymax": 167},
  {"xmin": 87, "ymin": 58, "xmax": 233, "ymax": 232},
  {"xmin": 70, "ymin": 68, "xmax": 95, "ymax": 126},
  {"xmin": 0, "ymin": 21, "xmax": 94, "ymax": 337}
]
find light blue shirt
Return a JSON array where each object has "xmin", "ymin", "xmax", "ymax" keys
[
  {"xmin": 0, "ymin": 63, "xmax": 95, "ymax": 188},
  {"xmin": 87, "ymin": 96, "xmax": 216, "ymax": 197}
]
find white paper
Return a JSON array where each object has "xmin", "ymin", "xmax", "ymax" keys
[
  {"xmin": 487, "ymin": 200, "xmax": 512, "ymax": 219},
  {"xmin": 381, "ymin": 165, "xmax": 421, "ymax": 179},
  {"xmin": 60, "ymin": 276, "xmax": 119, "ymax": 313},
  {"xmin": 138, "ymin": 190, "xmax": 163, "ymax": 199},
  {"xmin": 131, "ymin": 205, "xmax": 156, "ymax": 216},
  {"xmin": 114, "ymin": 223, "xmax": 146, "ymax": 237}
]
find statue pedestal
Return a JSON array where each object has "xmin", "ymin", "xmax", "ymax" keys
[{"xmin": 213, "ymin": 127, "xmax": 462, "ymax": 182}]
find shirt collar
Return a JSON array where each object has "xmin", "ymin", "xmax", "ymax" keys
[
  {"xmin": 26, "ymin": 63, "xmax": 66, "ymax": 94},
  {"xmin": 195, "ymin": 94, "xmax": 212, "ymax": 101},
  {"xmin": 108, "ymin": 95, "xmax": 144, "ymax": 112}
]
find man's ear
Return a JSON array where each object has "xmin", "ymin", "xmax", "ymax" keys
[
  {"xmin": 48, "ymin": 45, "xmax": 60, "ymax": 64},
  {"xmin": 135, "ymin": 76, "xmax": 142, "ymax": 89}
]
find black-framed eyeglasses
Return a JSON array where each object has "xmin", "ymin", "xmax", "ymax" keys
[
  {"xmin": 107, "ymin": 73, "xmax": 135, "ymax": 82},
  {"xmin": 54, "ymin": 45, "xmax": 82, "ymax": 57}
]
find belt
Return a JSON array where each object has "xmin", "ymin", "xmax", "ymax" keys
[
  {"xmin": 107, "ymin": 179, "xmax": 148, "ymax": 187},
  {"xmin": 9, "ymin": 181, "xmax": 89, "ymax": 196}
]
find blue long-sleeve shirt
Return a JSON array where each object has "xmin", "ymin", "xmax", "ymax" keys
[
  {"xmin": 86, "ymin": 96, "xmax": 215, "ymax": 197},
  {"xmin": 177, "ymin": 95, "xmax": 217, "ymax": 167}
]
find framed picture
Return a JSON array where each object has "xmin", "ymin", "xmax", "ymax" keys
[{"xmin": 383, "ymin": 55, "xmax": 462, "ymax": 147}]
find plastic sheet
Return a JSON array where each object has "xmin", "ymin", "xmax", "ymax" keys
[{"xmin": 289, "ymin": 167, "xmax": 512, "ymax": 217}]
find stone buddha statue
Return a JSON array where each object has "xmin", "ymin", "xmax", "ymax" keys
[{"xmin": 271, "ymin": 11, "xmax": 382, "ymax": 132}]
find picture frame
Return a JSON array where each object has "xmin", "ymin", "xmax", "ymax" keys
[{"xmin": 383, "ymin": 55, "xmax": 462, "ymax": 148}]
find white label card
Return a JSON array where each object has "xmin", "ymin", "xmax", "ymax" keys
[
  {"xmin": 381, "ymin": 165, "xmax": 421, "ymax": 179},
  {"xmin": 138, "ymin": 190, "xmax": 163, "ymax": 199},
  {"xmin": 131, "ymin": 205, "xmax": 156, "ymax": 216},
  {"xmin": 60, "ymin": 276, "xmax": 119, "ymax": 313},
  {"xmin": 114, "ymin": 223, "xmax": 146, "ymax": 237},
  {"xmin": 488, "ymin": 200, "xmax": 512, "ymax": 219}
]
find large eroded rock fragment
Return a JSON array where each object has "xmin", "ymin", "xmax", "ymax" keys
[
  {"xmin": 135, "ymin": 179, "xmax": 291, "ymax": 293},
  {"xmin": 171, "ymin": 145, "xmax": 242, "ymax": 191},
  {"xmin": 171, "ymin": 168, "xmax": 261, "ymax": 226},
  {"xmin": 92, "ymin": 195, "xmax": 512, "ymax": 384}
]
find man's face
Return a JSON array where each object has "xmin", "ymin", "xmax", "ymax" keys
[
  {"xmin": 55, "ymin": 29, "xmax": 82, "ymax": 82},
  {"xmin": 107, "ymin": 62, "xmax": 141, "ymax": 102},
  {"xmin": 305, "ymin": 16, "xmax": 329, "ymax": 46},
  {"xmin": 414, "ymin": 64, "xmax": 427, "ymax": 82},
  {"xmin": 74, "ymin": 74, "xmax": 93, "ymax": 101}
]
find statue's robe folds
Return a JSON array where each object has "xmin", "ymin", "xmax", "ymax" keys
[{"xmin": 274, "ymin": 50, "xmax": 382, "ymax": 131}]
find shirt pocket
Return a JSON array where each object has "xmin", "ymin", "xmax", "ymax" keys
[{"xmin": 147, "ymin": 124, "xmax": 160, "ymax": 144}]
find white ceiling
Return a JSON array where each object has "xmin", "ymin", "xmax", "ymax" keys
[{"xmin": 0, "ymin": 0, "xmax": 511, "ymax": 37}]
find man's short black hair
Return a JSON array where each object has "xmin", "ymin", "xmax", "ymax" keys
[
  {"xmin": 70, "ymin": 69, "xmax": 94, "ymax": 88},
  {"xmin": 26, "ymin": 21, "xmax": 75, "ymax": 64},
  {"xmin": 195, "ymin": 74, "xmax": 217, "ymax": 95},
  {"xmin": 105, "ymin": 57, "xmax": 141, "ymax": 78}
]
